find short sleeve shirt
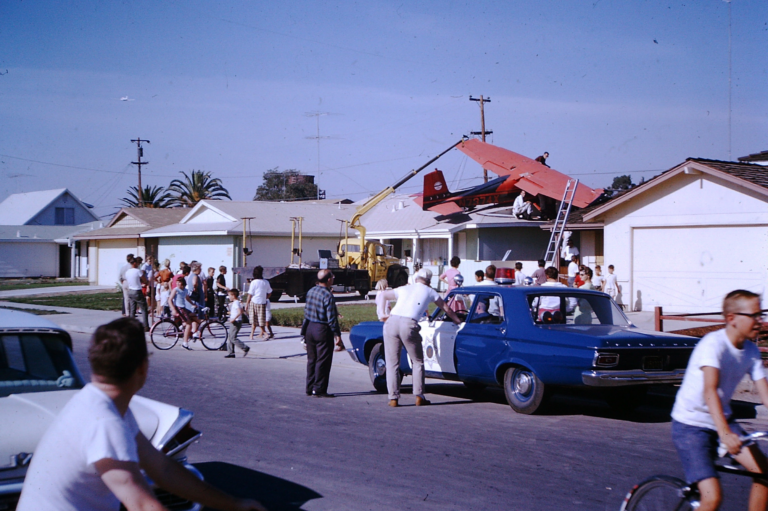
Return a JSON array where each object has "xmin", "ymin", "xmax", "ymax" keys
[
  {"xmin": 440, "ymin": 268, "xmax": 461, "ymax": 292},
  {"xmin": 672, "ymin": 329, "xmax": 766, "ymax": 430},
  {"xmin": 247, "ymin": 279, "xmax": 273, "ymax": 304},
  {"xmin": 390, "ymin": 283, "xmax": 440, "ymax": 320},
  {"xmin": 17, "ymin": 384, "xmax": 140, "ymax": 511}
]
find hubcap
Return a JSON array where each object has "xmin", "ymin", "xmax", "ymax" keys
[
  {"xmin": 514, "ymin": 371, "xmax": 532, "ymax": 397},
  {"xmin": 375, "ymin": 357, "xmax": 386, "ymax": 377}
]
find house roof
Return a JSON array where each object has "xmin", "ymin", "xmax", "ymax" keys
[
  {"xmin": 738, "ymin": 150, "xmax": 768, "ymax": 163},
  {"xmin": 582, "ymin": 158, "xmax": 768, "ymax": 222},
  {"xmin": 0, "ymin": 222, "xmax": 102, "ymax": 242},
  {"xmin": 0, "ymin": 188, "xmax": 98, "ymax": 225},
  {"xmin": 75, "ymin": 207, "xmax": 188, "ymax": 240}
]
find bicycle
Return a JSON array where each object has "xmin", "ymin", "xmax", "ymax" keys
[
  {"xmin": 150, "ymin": 307, "xmax": 229, "ymax": 351},
  {"xmin": 620, "ymin": 430, "xmax": 768, "ymax": 510}
]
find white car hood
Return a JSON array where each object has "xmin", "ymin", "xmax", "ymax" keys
[{"xmin": 0, "ymin": 390, "xmax": 165, "ymax": 466}]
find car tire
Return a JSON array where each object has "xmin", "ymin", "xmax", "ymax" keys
[
  {"xmin": 368, "ymin": 343, "xmax": 401, "ymax": 393},
  {"xmin": 604, "ymin": 386, "xmax": 648, "ymax": 412},
  {"xmin": 503, "ymin": 366, "xmax": 547, "ymax": 414}
]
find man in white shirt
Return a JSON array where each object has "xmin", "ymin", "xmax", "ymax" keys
[
  {"xmin": 561, "ymin": 237, "xmax": 579, "ymax": 263},
  {"xmin": 671, "ymin": 290, "xmax": 768, "ymax": 511},
  {"xmin": 567, "ymin": 255, "xmax": 579, "ymax": 287},
  {"xmin": 125, "ymin": 258, "xmax": 149, "ymax": 331},
  {"xmin": 119, "ymin": 253, "xmax": 134, "ymax": 317},
  {"xmin": 477, "ymin": 265, "xmax": 499, "ymax": 286},
  {"xmin": 17, "ymin": 317, "xmax": 265, "ymax": 511},
  {"xmin": 379, "ymin": 269, "xmax": 461, "ymax": 407},
  {"xmin": 512, "ymin": 191, "xmax": 536, "ymax": 220}
]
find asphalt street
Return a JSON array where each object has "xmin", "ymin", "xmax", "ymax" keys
[{"xmin": 68, "ymin": 330, "xmax": 768, "ymax": 511}]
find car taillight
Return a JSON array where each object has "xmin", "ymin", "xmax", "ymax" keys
[{"xmin": 594, "ymin": 352, "xmax": 619, "ymax": 367}]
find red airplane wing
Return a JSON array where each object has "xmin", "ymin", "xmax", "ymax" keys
[{"xmin": 457, "ymin": 139, "xmax": 602, "ymax": 208}]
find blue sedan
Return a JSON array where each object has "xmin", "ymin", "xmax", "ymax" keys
[{"xmin": 349, "ymin": 286, "xmax": 697, "ymax": 414}]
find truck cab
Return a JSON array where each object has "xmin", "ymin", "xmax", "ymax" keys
[{"xmin": 337, "ymin": 240, "xmax": 405, "ymax": 288}]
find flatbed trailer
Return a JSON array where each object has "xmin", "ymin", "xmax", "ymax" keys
[{"xmin": 232, "ymin": 265, "xmax": 372, "ymax": 302}]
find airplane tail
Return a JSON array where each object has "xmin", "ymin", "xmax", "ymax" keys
[{"xmin": 422, "ymin": 169, "xmax": 451, "ymax": 209}]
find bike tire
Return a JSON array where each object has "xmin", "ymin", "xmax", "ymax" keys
[
  {"xmin": 150, "ymin": 319, "xmax": 180, "ymax": 350},
  {"xmin": 621, "ymin": 475, "xmax": 695, "ymax": 511},
  {"xmin": 200, "ymin": 320, "xmax": 228, "ymax": 350}
]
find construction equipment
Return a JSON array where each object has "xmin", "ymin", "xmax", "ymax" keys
[
  {"xmin": 337, "ymin": 138, "xmax": 467, "ymax": 295},
  {"xmin": 543, "ymin": 179, "xmax": 579, "ymax": 268}
]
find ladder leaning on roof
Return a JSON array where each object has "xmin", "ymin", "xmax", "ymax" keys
[{"xmin": 543, "ymin": 179, "xmax": 579, "ymax": 268}]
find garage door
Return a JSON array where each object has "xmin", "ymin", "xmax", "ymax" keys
[
  {"xmin": 97, "ymin": 240, "xmax": 138, "ymax": 286},
  {"xmin": 632, "ymin": 226, "xmax": 768, "ymax": 313}
]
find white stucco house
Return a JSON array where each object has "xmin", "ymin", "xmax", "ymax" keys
[
  {"xmin": 0, "ymin": 189, "xmax": 102, "ymax": 278},
  {"xmin": 581, "ymin": 158, "xmax": 768, "ymax": 313}
]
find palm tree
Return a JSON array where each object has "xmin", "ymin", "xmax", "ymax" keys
[
  {"xmin": 121, "ymin": 185, "xmax": 173, "ymax": 208},
  {"xmin": 167, "ymin": 170, "xmax": 231, "ymax": 207}
]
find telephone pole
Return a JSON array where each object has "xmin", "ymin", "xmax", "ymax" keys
[
  {"xmin": 469, "ymin": 95, "xmax": 492, "ymax": 182},
  {"xmin": 130, "ymin": 138, "xmax": 150, "ymax": 207}
]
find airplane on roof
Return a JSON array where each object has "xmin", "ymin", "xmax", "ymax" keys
[{"xmin": 413, "ymin": 139, "xmax": 603, "ymax": 217}]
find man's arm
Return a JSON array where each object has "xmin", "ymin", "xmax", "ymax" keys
[
  {"xmin": 435, "ymin": 298, "xmax": 461, "ymax": 324},
  {"xmin": 702, "ymin": 366, "xmax": 741, "ymax": 455},
  {"xmin": 95, "ymin": 458, "xmax": 165, "ymax": 511},
  {"xmin": 136, "ymin": 434, "xmax": 265, "ymax": 511},
  {"xmin": 326, "ymin": 294, "xmax": 341, "ymax": 337}
]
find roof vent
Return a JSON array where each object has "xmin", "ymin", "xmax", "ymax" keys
[{"xmin": 397, "ymin": 201, "xmax": 405, "ymax": 210}]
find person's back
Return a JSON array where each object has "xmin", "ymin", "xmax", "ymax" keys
[
  {"xmin": 531, "ymin": 260, "xmax": 547, "ymax": 285},
  {"xmin": 390, "ymin": 282, "xmax": 440, "ymax": 320}
]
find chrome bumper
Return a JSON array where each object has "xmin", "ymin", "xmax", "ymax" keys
[{"xmin": 582, "ymin": 369, "xmax": 685, "ymax": 387}]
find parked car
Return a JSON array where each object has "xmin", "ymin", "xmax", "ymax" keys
[
  {"xmin": 349, "ymin": 286, "xmax": 698, "ymax": 414},
  {"xmin": 0, "ymin": 309, "xmax": 203, "ymax": 511}
]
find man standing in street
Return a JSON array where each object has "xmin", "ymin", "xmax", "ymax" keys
[
  {"xmin": 17, "ymin": 318, "xmax": 265, "ymax": 511},
  {"xmin": 301, "ymin": 269, "xmax": 343, "ymax": 398},
  {"xmin": 125, "ymin": 258, "xmax": 150, "ymax": 331},
  {"xmin": 378, "ymin": 269, "xmax": 461, "ymax": 407},
  {"xmin": 119, "ymin": 253, "xmax": 134, "ymax": 316}
]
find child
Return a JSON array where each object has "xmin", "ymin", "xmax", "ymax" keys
[
  {"xmin": 168, "ymin": 278, "xmax": 200, "ymax": 350},
  {"xmin": 474, "ymin": 270, "xmax": 485, "ymax": 283},
  {"xmin": 265, "ymin": 299, "xmax": 275, "ymax": 339},
  {"xmin": 157, "ymin": 282, "xmax": 171, "ymax": 318},
  {"xmin": 224, "ymin": 289, "xmax": 249, "ymax": 358},
  {"xmin": 592, "ymin": 265, "xmax": 604, "ymax": 291},
  {"xmin": 603, "ymin": 264, "xmax": 619, "ymax": 301},
  {"xmin": 671, "ymin": 290, "xmax": 767, "ymax": 510}
]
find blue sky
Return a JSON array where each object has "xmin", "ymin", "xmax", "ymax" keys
[{"xmin": 1, "ymin": 0, "xmax": 766, "ymax": 218}]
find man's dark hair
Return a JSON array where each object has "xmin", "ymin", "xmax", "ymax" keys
[
  {"xmin": 545, "ymin": 267, "xmax": 559, "ymax": 280},
  {"xmin": 582, "ymin": 267, "xmax": 593, "ymax": 279},
  {"xmin": 88, "ymin": 318, "xmax": 148, "ymax": 384},
  {"xmin": 219, "ymin": 266, "xmax": 226, "ymax": 272},
  {"xmin": 450, "ymin": 256, "xmax": 461, "ymax": 268},
  {"xmin": 475, "ymin": 270, "xmax": 484, "ymax": 279},
  {"xmin": 182, "ymin": 266, "xmax": 191, "ymax": 275},
  {"xmin": 252, "ymin": 266, "xmax": 264, "ymax": 279},
  {"xmin": 538, "ymin": 259, "xmax": 545, "ymax": 268},
  {"xmin": 126, "ymin": 253, "xmax": 135, "ymax": 262},
  {"xmin": 485, "ymin": 265, "xmax": 496, "ymax": 280}
]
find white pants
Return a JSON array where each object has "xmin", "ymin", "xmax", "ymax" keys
[{"xmin": 383, "ymin": 315, "xmax": 424, "ymax": 400}]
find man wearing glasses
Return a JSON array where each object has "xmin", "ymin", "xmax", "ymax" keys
[{"xmin": 671, "ymin": 290, "xmax": 767, "ymax": 511}]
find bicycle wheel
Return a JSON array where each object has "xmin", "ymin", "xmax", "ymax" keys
[
  {"xmin": 621, "ymin": 475, "xmax": 695, "ymax": 511},
  {"xmin": 150, "ymin": 319, "xmax": 180, "ymax": 350},
  {"xmin": 200, "ymin": 320, "xmax": 228, "ymax": 350}
]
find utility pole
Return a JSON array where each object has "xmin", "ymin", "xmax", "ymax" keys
[
  {"xmin": 130, "ymin": 138, "xmax": 150, "ymax": 207},
  {"xmin": 305, "ymin": 111, "xmax": 331, "ymax": 199},
  {"xmin": 469, "ymin": 95, "xmax": 492, "ymax": 182}
]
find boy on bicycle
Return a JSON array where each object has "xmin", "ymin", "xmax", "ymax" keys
[{"xmin": 671, "ymin": 289, "xmax": 767, "ymax": 510}]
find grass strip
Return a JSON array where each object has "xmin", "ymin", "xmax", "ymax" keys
[
  {"xmin": 0, "ymin": 280, "xmax": 89, "ymax": 291},
  {"xmin": 7, "ymin": 292, "xmax": 124, "ymax": 311},
  {"xmin": 271, "ymin": 304, "xmax": 379, "ymax": 332}
]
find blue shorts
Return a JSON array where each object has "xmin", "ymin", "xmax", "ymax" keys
[{"xmin": 671, "ymin": 419, "xmax": 746, "ymax": 484}]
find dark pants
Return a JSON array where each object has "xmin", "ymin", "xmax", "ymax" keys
[
  {"xmin": 216, "ymin": 294, "xmax": 227, "ymax": 320},
  {"xmin": 305, "ymin": 322, "xmax": 334, "ymax": 395},
  {"xmin": 128, "ymin": 289, "xmax": 149, "ymax": 329}
]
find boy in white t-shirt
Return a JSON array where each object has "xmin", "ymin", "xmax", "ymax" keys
[
  {"xmin": 671, "ymin": 290, "xmax": 767, "ymax": 511},
  {"xmin": 224, "ymin": 288, "xmax": 249, "ymax": 358},
  {"xmin": 17, "ymin": 317, "xmax": 265, "ymax": 511}
]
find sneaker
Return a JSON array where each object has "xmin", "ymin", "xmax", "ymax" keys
[
  {"xmin": 192, "ymin": 332, "xmax": 200, "ymax": 341},
  {"xmin": 224, "ymin": 354, "xmax": 235, "ymax": 358},
  {"xmin": 242, "ymin": 347, "xmax": 250, "ymax": 358},
  {"xmin": 181, "ymin": 342, "xmax": 192, "ymax": 351}
]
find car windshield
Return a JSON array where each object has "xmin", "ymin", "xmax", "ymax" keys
[
  {"xmin": 528, "ymin": 293, "xmax": 630, "ymax": 326},
  {"xmin": 0, "ymin": 333, "xmax": 85, "ymax": 398}
]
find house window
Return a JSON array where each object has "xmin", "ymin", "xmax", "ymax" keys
[{"xmin": 55, "ymin": 207, "xmax": 75, "ymax": 225}]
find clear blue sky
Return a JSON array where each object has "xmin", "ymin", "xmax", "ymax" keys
[{"xmin": 1, "ymin": 0, "xmax": 766, "ymax": 218}]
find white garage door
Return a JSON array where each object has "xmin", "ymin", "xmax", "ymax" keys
[
  {"xmin": 632, "ymin": 226, "xmax": 768, "ymax": 313},
  {"xmin": 97, "ymin": 240, "xmax": 138, "ymax": 286},
  {"xmin": 0, "ymin": 242, "xmax": 58, "ymax": 277}
]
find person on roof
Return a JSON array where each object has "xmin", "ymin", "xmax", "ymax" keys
[
  {"xmin": 513, "ymin": 191, "xmax": 537, "ymax": 220},
  {"xmin": 535, "ymin": 152, "xmax": 550, "ymax": 167}
]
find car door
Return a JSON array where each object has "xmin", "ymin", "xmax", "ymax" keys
[
  {"xmin": 455, "ymin": 292, "xmax": 507, "ymax": 382},
  {"xmin": 412, "ymin": 292, "xmax": 473, "ymax": 379}
]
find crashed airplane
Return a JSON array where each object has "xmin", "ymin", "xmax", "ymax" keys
[{"xmin": 414, "ymin": 139, "xmax": 603, "ymax": 217}]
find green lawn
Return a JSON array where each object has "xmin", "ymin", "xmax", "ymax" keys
[
  {"xmin": 0, "ymin": 279, "xmax": 89, "ymax": 291},
  {"xmin": 7, "ymin": 292, "xmax": 124, "ymax": 311},
  {"xmin": 0, "ymin": 305, "xmax": 67, "ymax": 315}
]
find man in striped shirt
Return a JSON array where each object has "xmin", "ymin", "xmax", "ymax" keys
[{"xmin": 301, "ymin": 269, "xmax": 343, "ymax": 398}]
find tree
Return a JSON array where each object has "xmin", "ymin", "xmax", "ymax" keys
[
  {"xmin": 167, "ymin": 170, "xmax": 231, "ymax": 207},
  {"xmin": 253, "ymin": 168, "xmax": 318, "ymax": 201},
  {"xmin": 610, "ymin": 175, "xmax": 634, "ymax": 190},
  {"xmin": 121, "ymin": 185, "xmax": 173, "ymax": 208}
]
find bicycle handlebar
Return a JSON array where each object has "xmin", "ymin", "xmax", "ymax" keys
[{"xmin": 741, "ymin": 431, "xmax": 768, "ymax": 443}]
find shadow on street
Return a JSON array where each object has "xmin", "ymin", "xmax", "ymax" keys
[{"xmin": 195, "ymin": 462, "xmax": 321, "ymax": 511}]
